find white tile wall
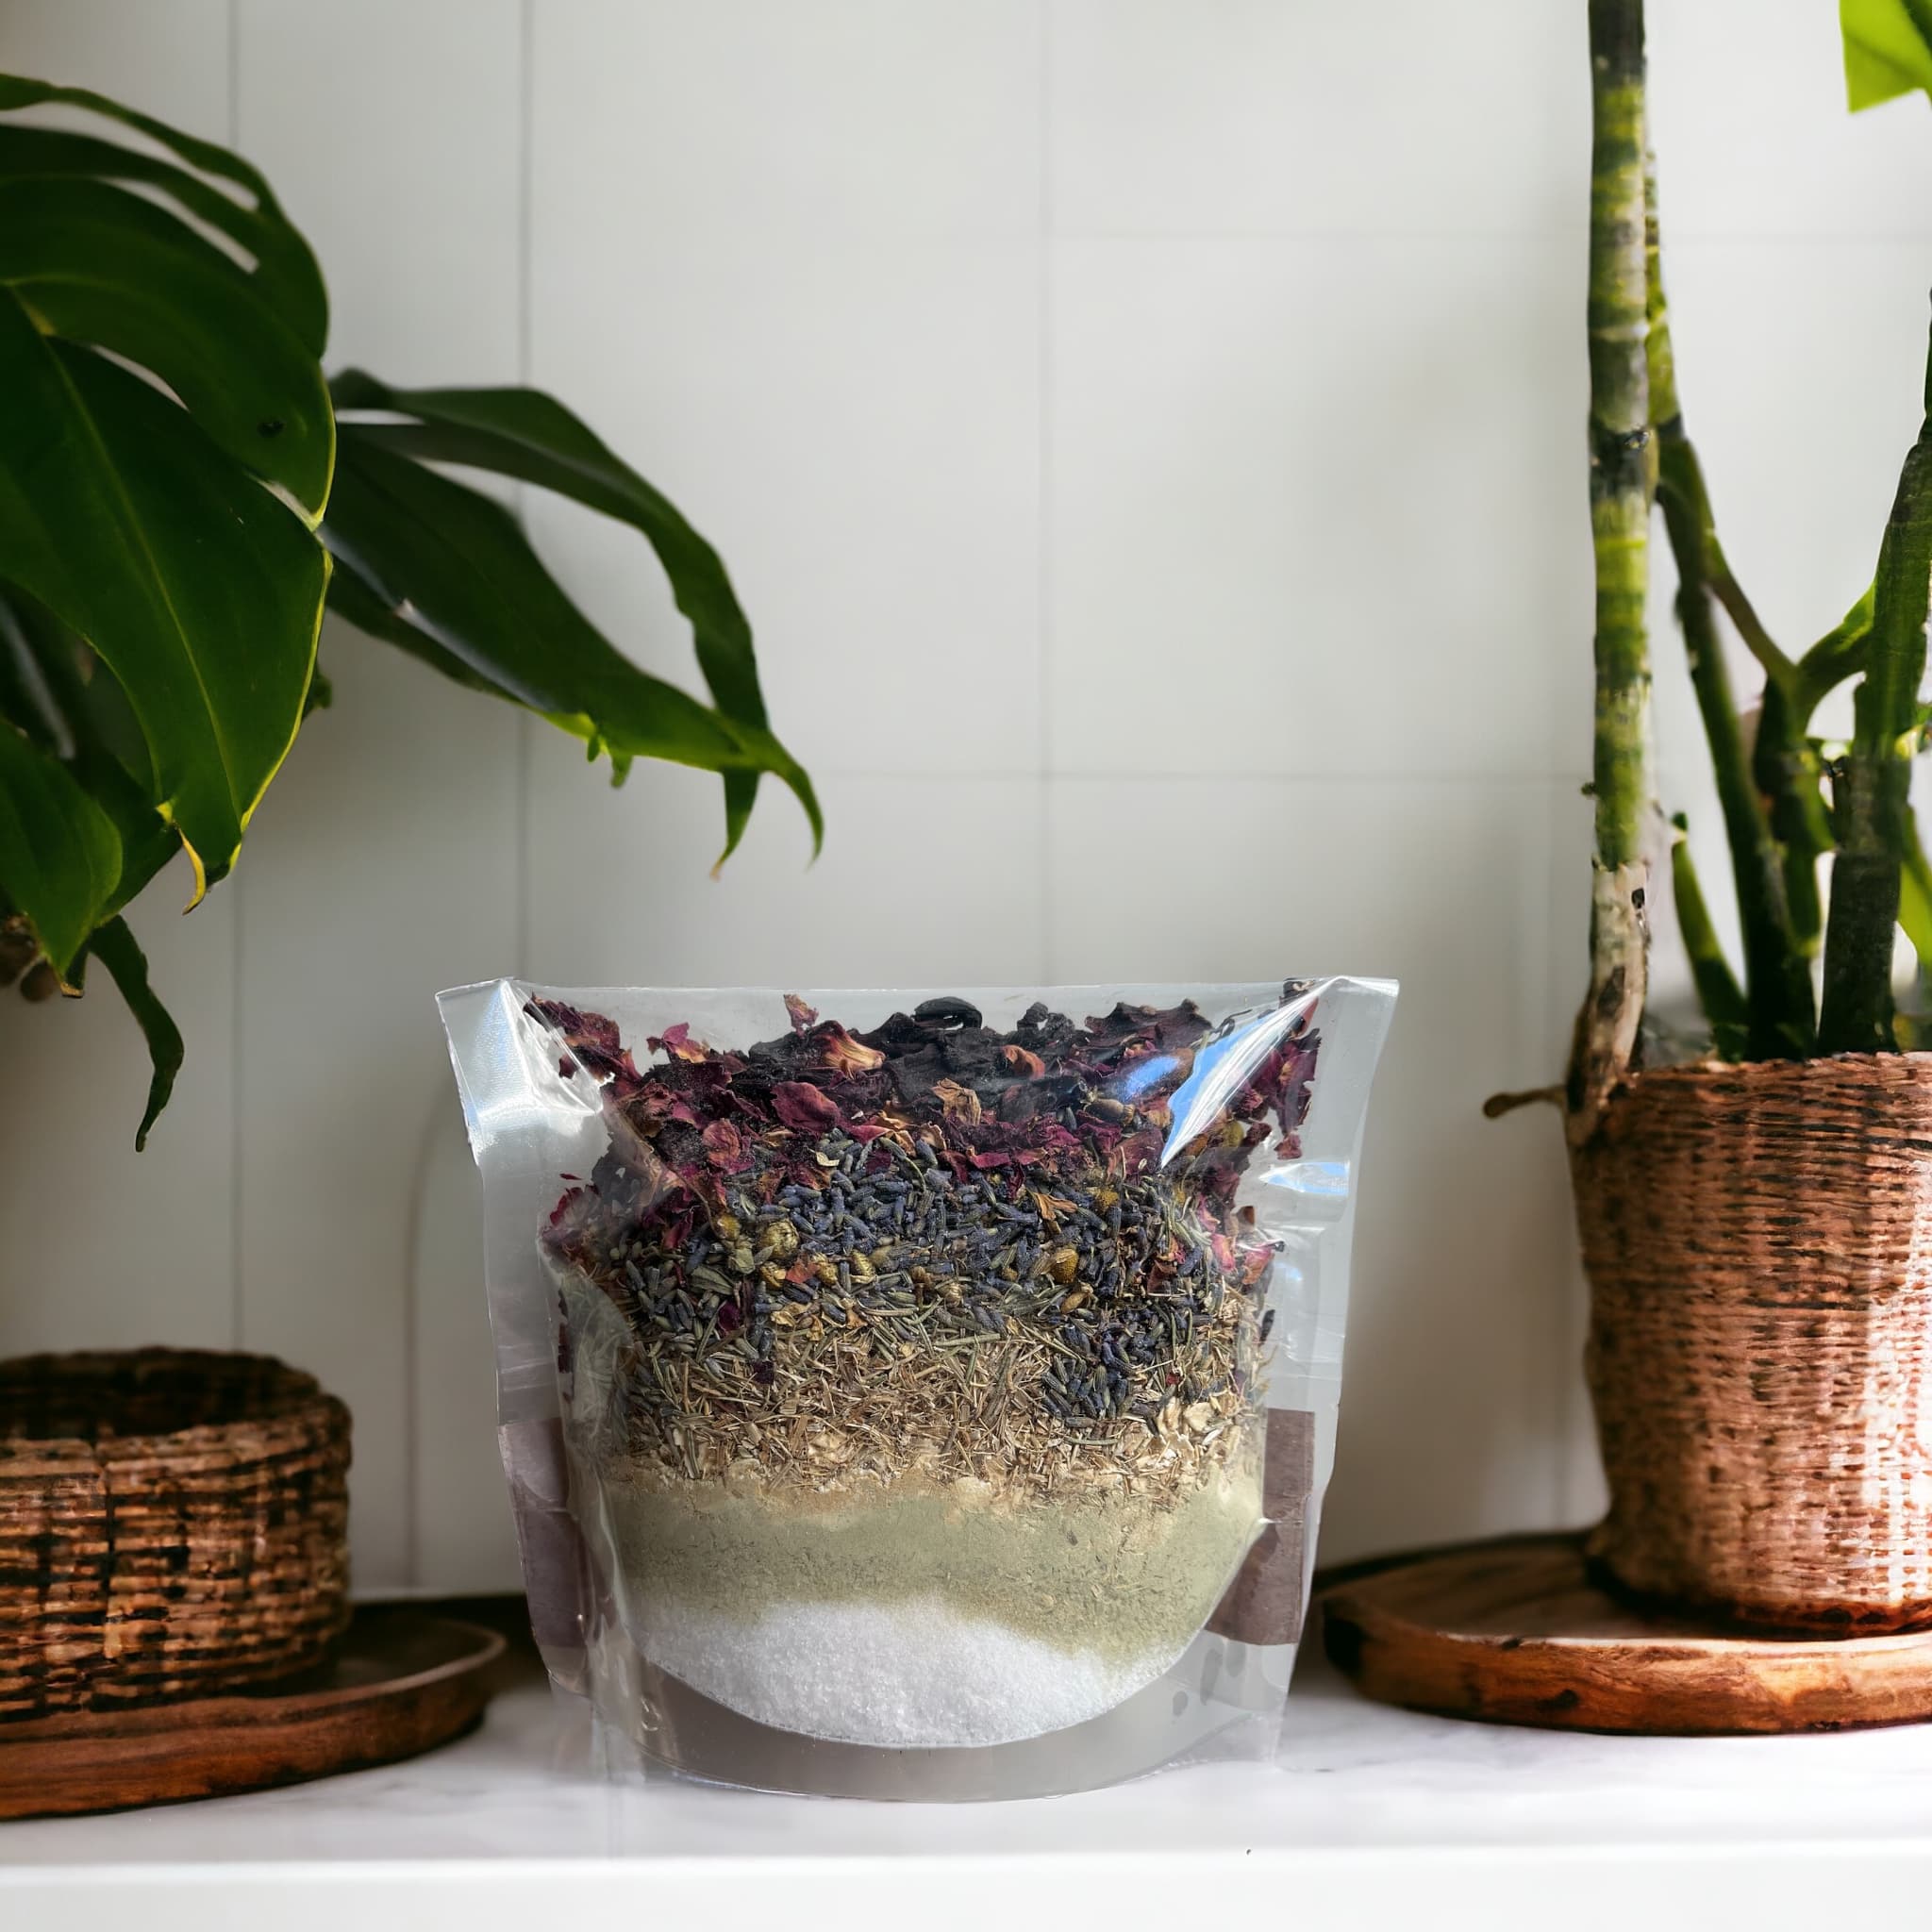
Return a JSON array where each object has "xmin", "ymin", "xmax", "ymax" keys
[
  {"xmin": 0, "ymin": 0, "xmax": 1919, "ymax": 1583},
  {"xmin": 231, "ymin": 2, "xmax": 529, "ymax": 1588},
  {"xmin": 1648, "ymin": 0, "xmax": 1932, "ymax": 241},
  {"xmin": 1047, "ymin": 776, "xmax": 1574, "ymax": 1550},
  {"xmin": 1049, "ymin": 0, "xmax": 1585, "ymax": 240},
  {"xmin": 1046, "ymin": 234, "xmax": 1584, "ymax": 783},
  {"xmin": 0, "ymin": 3, "xmax": 240, "ymax": 1358}
]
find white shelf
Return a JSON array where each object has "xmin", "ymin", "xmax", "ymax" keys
[{"xmin": 8, "ymin": 1650, "xmax": 1932, "ymax": 1929}]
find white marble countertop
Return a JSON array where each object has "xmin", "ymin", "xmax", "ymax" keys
[{"xmin": 8, "ymin": 1648, "xmax": 1932, "ymax": 1929}]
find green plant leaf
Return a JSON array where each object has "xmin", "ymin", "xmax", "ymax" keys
[
  {"xmin": 0, "ymin": 586, "xmax": 178, "ymax": 918},
  {"xmin": 0, "ymin": 295, "xmax": 325, "ymax": 897},
  {"xmin": 0, "ymin": 76, "xmax": 332, "ymax": 905},
  {"xmin": 0, "ymin": 717, "xmax": 121, "ymax": 978},
  {"xmin": 1900, "ymin": 808, "xmax": 1932, "ymax": 962},
  {"xmin": 0, "ymin": 76, "xmax": 326, "ymax": 354},
  {"xmin": 1842, "ymin": 0, "xmax": 1932, "ymax": 109},
  {"xmin": 84, "ymin": 914, "xmax": 182, "ymax": 1151},
  {"xmin": 0, "ymin": 592, "xmax": 61, "ymax": 754},
  {"xmin": 0, "ymin": 176, "xmax": 332, "ymax": 514},
  {"xmin": 718, "ymin": 769, "xmax": 759, "ymax": 872},
  {"xmin": 323, "ymin": 424, "xmax": 818, "ymax": 817},
  {"xmin": 1669, "ymin": 816, "xmax": 1751, "ymax": 1060},
  {"xmin": 322, "ymin": 555, "xmax": 508, "ymax": 698},
  {"xmin": 327, "ymin": 371, "xmax": 819, "ymax": 858}
]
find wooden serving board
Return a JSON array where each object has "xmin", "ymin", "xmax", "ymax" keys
[
  {"xmin": 1323, "ymin": 1533, "xmax": 1932, "ymax": 1735},
  {"xmin": 0, "ymin": 1607, "xmax": 506, "ymax": 1820}
]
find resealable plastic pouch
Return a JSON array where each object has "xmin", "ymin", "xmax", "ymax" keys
[{"xmin": 438, "ymin": 978, "xmax": 1395, "ymax": 1799}]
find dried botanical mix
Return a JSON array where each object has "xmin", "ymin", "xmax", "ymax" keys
[{"xmin": 525, "ymin": 989, "xmax": 1321, "ymax": 1747}]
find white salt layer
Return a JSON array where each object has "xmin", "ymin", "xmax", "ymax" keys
[{"xmin": 639, "ymin": 1592, "xmax": 1167, "ymax": 1748}]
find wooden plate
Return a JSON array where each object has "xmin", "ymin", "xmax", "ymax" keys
[
  {"xmin": 0, "ymin": 1607, "xmax": 506, "ymax": 1820},
  {"xmin": 1323, "ymin": 1533, "xmax": 1932, "ymax": 1735}
]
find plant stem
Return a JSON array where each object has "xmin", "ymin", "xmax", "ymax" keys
[
  {"xmin": 1643, "ymin": 147, "xmax": 1814, "ymax": 1056},
  {"xmin": 1586, "ymin": 1, "xmax": 1653, "ymax": 882},
  {"xmin": 1669, "ymin": 815, "xmax": 1749, "ymax": 1060},
  {"xmin": 1569, "ymin": 0, "xmax": 1655, "ymax": 1136},
  {"xmin": 1818, "ymin": 306, "xmax": 1932, "ymax": 1056},
  {"xmin": 1656, "ymin": 456, "xmax": 1817, "ymax": 1055},
  {"xmin": 1793, "ymin": 590, "xmax": 1874, "ymax": 717},
  {"xmin": 1752, "ymin": 680, "xmax": 1831, "ymax": 954},
  {"xmin": 1898, "ymin": 807, "xmax": 1932, "ymax": 983},
  {"xmin": 1752, "ymin": 591, "xmax": 1871, "ymax": 960}
]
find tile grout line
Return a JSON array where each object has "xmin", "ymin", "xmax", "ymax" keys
[
  {"xmin": 1547, "ymin": 784, "xmax": 1585, "ymax": 1526},
  {"xmin": 1036, "ymin": 0, "xmax": 1055, "ymax": 982},
  {"xmin": 410, "ymin": 0, "xmax": 537, "ymax": 1590},
  {"xmin": 515, "ymin": 0, "xmax": 537, "ymax": 984},
  {"xmin": 604, "ymin": 767, "xmax": 1588, "ymax": 784},
  {"xmin": 405, "ymin": 0, "xmax": 538, "ymax": 1592},
  {"xmin": 1542, "ymin": 780, "xmax": 1574, "ymax": 1527},
  {"xmin": 227, "ymin": 0, "xmax": 245, "ymax": 1355},
  {"xmin": 1031, "ymin": 226, "xmax": 1932, "ymax": 246}
]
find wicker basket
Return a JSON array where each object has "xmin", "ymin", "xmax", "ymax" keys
[
  {"xmin": 1573, "ymin": 1054, "xmax": 1932, "ymax": 1635},
  {"xmin": 0, "ymin": 1349, "xmax": 351, "ymax": 1720}
]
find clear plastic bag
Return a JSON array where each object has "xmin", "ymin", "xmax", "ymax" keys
[{"xmin": 438, "ymin": 978, "xmax": 1395, "ymax": 1798}]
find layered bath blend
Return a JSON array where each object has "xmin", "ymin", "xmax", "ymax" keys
[{"xmin": 440, "ymin": 979, "xmax": 1395, "ymax": 1797}]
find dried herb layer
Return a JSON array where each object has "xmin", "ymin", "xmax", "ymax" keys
[{"xmin": 532, "ymin": 990, "xmax": 1318, "ymax": 1497}]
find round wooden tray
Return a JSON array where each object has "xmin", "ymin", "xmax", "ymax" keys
[
  {"xmin": 1322, "ymin": 1533, "xmax": 1932, "ymax": 1735},
  {"xmin": 0, "ymin": 1607, "xmax": 505, "ymax": 1820}
]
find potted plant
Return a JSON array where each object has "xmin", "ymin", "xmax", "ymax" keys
[
  {"xmin": 0, "ymin": 75, "xmax": 817, "ymax": 1716},
  {"xmin": 1512, "ymin": 0, "xmax": 1932, "ymax": 1633},
  {"xmin": 0, "ymin": 74, "xmax": 819, "ymax": 1148}
]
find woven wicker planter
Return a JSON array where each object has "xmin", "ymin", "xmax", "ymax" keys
[
  {"xmin": 0, "ymin": 1349, "xmax": 351, "ymax": 1720},
  {"xmin": 1573, "ymin": 1054, "xmax": 1932, "ymax": 1635}
]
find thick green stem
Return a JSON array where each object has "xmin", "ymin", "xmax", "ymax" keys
[
  {"xmin": 1896, "ymin": 805, "xmax": 1932, "ymax": 982},
  {"xmin": 1756, "ymin": 589, "xmax": 1872, "ymax": 959},
  {"xmin": 1657, "ymin": 450, "xmax": 1817, "ymax": 1056},
  {"xmin": 1645, "ymin": 155, "xmax": 1813, "ymax": 1057},
  {"xmin": 1570, "ymin": 0, "xmax": 1653, "ymax": 1135},
  {"xmin": 1793, "ymin": 590, "xmax": 1874, "ymax": 716},
  {"xmin": 1753, "ymin": 680, "xmax": 1831, "ymax": 954},
  {"xmin": 1669, "ymin": 816, "xmax": 1748, "ymax": 1059},
  {"xmin": 1818, "ymin": 311, "xmax": 1932, "ymax": 1056},
  {"xmin": 1587, "ymin": 7, "xmax": 1652, "ymax": 876},
  {"xmin": 1819, "ymin": 755, "xmax": 1904, "ymax": 1050}
]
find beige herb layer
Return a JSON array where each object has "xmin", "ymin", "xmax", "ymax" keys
[
  {"xmin": 614, "ymin": 1307, "xmax": 1258, "ymax": 1507},
  {"xmin": 604, "ymin": 1452, "xmax": 1263, "ymax": 1665}
]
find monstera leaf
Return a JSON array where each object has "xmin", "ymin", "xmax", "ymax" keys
[
  {"xmin": 324, "ymin": 375, "xmax": 821, "ymax": 861},
  {"xmin": 1842, "ymin": 0, "xmax": 1932, "ymax": 109},
  {"xmin": 323, "ymin": 373, "xmax": 815, "ymax": 858},
  {"xmin": 0, "ymin": 79, "xmax": 330, "ymax": 908},
  {"xmin": 0, "ymin": 76, "xmax": 817, "ymax": 1145}
]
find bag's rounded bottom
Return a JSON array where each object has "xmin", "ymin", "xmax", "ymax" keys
[
  {"xmin": 638, "ymin": 1592, "xmax": 1174, "ymax": 1748},
  {"xmin": 606, "ymin": 1626, "xmax": 1290, "ymax": 1800}
]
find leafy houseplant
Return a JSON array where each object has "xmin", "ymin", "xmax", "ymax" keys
[
  {"xmin": 0, "ymin": 77, "xmax": 820, "ymax": 1146},
  {"xmin": 1529, "ymin": 0, "xmax": 1932, "ymax": 1632}
]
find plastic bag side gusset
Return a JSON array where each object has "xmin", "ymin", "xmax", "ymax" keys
[{"xmin": 1206, "ymin": 977, "xmax": 1396, "ymax": 1699}]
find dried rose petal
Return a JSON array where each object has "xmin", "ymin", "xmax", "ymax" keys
[
  {"xmin": 701, "ymin": 1119, "xmax": 745, "ymax": 1169},
  {"xmin": 525, "ymin": 998, "xmax": 621, "ymax": 1051},
  {"xmin": 817, "ymin": 1024, "xmax": 886, "ymax": 1074},
  {"xmin": 772, "ymin": 1082, "xmax": 843, "ymax": 1132},
  {"xmin": 650, "ymin": 1022, "xmax": 710, "ymax": 1064}
]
